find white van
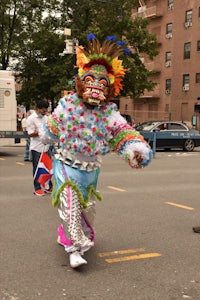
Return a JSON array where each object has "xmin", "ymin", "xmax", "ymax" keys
[{"xmin": 0, "ymin": 70, "xmax": 26, "ymax": 140}]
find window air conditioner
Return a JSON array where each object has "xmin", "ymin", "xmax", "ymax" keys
[
  {"xmin": 165, "ymin": 33, "xmax": 172, "ymax": 39},
  {"xmin": 183, "ymin": 84, "xmax": 189, "ymax": 91},
  {"xmin": 165, "ymin": 61, "xmax": 171, "ymax": 67},
  {"xmin": 168, "ymin": 4, "xmax": 173, "ymax": 10},
  {"xmin": 138, "ymin": 6, "xmax": 146, "ymax": 14},
  {"xmin": 165, "ymin": 89, "xmax": 171, "ymax": 94},
  {"xmin": 185, "ymin": 21, "xmax": 192, "ymax": 28}
]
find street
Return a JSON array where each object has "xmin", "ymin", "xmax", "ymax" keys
[{"xmin": 1, "ymin": 145, "xmax": 200, "ymax": 300}]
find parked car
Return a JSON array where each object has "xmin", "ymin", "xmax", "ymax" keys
[
  {"xmin": 121, "ymin": 114, "xmax": 132, "ymax": 126},
  {"xmin": 121, "ymin": 114, "xmax": 137, "ymax": 127},
  {"xmin": 135, "ymin": 121, "xmax": 200, "ymax": 151}
]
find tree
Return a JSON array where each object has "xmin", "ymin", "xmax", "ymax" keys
[
  {"xmin": 0, "ymin": 0, "xmax": 159, "ymax": 108},
  {"xmin": 121, "ymin": 15, "xmax": 159, "ymax": 97},
  {"xmin": 59, "ymin": 0, "xmax": 158, "ymax": 98},
  {"xmin": 79, "ymin": 0, "xmax": 158, "ymax": 98},
  {"xmin": 0, "ymin": 0, "xmax": 26, "ymax": 70}
]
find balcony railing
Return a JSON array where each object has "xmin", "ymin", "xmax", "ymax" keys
[
  {"xmin": 132, "ymin": 6, "xmax": 163, "ymax": 19},
  {"xmin": 139, "ymin": 85, "xmax": 161, "ymax": 99},
  {"xmin": 145, "ymin": 61, "xmax": 162, "ymax": 72}
]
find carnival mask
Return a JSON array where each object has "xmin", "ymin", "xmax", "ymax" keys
[
  {"xmin": 81, "ymin": 65, "xmax": 110, "ymax": 106},
  {"xmin": 76, "ymin": 34, "xmax": 129, "ymax": 106}
]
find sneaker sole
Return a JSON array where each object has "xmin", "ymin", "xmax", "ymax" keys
[
  {"xmin": 33, "ymin": 192, "xmax": 45, "ymax": 196},
  {"xmin": 69, "ymin": 252, "xmax": 87, "ymax": 268},
  {"xmin": 70, "ymin": 261, "xmax": 87, "ymax": 268}
]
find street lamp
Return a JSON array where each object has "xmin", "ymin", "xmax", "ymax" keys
[{"xmin": 59, "ymin": 28, "xmax": 79, "ymax": 91}]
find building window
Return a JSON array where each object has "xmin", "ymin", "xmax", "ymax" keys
[
  {"xmin": 166, "ymin": 23, "xmax": 172, "ymax": 33},
  {"xmin": 197, "ymin": 41, "xmax": 200, "ymax": 51},
  {"xmin": 184, "ymin": 42, "xmax": 191, "ymax": 59},
  {"xmin": 165, "ymin": 51, "xmax": 171, "ymax": 62},
  {"xmin": 168, "ymin": 0, "xmax": 173, "ymax": 10},
  {"xmin": 165, "ymin": 52, "xmax": 171, "ymax": 67},
  {"xmin": 196, "ymin": 73, "xmax": 200, "ymax": 83},
  {"xmin": 185, "ymin": 10, "xmax": 192, "ymax": 22},
  {"xmin": 184, "ymin": 10, "xmax": 192, "ymax": 28},
  {"xmin": 166, "ymin": 23, "xmax": 173, "ymax": 38},
  {"xmin": 166, "ymin": 79, "xmax": 171, "ymax": 90},
  {"xmin": 183, "ymin": 74, "xmax": 189, "ymax": 85},
  {"xmin": 183, "ymin": 74, "xmax": 190, "ymax": 91}
]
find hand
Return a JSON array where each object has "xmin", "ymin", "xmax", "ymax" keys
[
  {"xmin": 30, "ymin": 131, "xmax": 38, "ymax": 137},
  {"xmin": 133, "ymin": 151, "xmax": 143, "ymax": 164}
]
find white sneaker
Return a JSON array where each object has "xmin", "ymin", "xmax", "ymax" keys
[{"xmin": 69, "ymin": 251, "xmax": 87, "ymax": 268}]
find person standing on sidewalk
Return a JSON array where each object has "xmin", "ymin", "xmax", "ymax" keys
[
  {"xmin": 26, "ymin": 100, "xmax": 52, "ymax": 196},
  {"xmin": 21, "ymin": 111, "xmax": 32, "ymax": 161}
]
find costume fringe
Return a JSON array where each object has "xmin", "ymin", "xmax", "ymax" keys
[{"xmin": 52, "ymin": 179, "xmax": 102, "ymax": 208}]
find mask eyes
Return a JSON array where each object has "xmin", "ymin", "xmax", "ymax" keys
[
  {"xmin": 84, "ymin": 75, "xmax": 94, "ymax": 83},
  {"xmin": 99, "ymin": 79, "xmax": 108, "ymax": 87},
  {"xmin": 83, "ymin": 75, "xmax": 109, "ymax": 88}
]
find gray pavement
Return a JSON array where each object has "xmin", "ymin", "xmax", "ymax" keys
[
  {"xmin": 0, "ymin": 138, "xmax": 26, "ymax": 147},
  {"xmin": 1, "ymin": 145, "xmax": 200, "ymax": 300}
]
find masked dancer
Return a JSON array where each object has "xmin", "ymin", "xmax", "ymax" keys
[{"xmin": 40, "ymin": 34, "xmax": 153, "ymax": 268}]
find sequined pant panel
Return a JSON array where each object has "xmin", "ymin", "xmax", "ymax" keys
[{"xmin": 58, "ymin": 184, "xmax": 96, "ymax": 253}]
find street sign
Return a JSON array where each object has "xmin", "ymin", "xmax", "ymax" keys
[{"xmin": 64, "ymin": 28, "xmax": 71, "ymax": 36}]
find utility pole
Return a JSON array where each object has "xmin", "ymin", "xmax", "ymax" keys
[{"xmin": 197, "ymin": 97, "xmax": 200, "ymax": 132}]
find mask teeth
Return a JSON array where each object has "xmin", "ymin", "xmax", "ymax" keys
[{"xmin": 88, "ymin": 98, "xmax": 100, "ymax": 105}]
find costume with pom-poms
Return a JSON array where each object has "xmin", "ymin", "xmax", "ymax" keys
[{"xmin": 40, "ymin": 34, "xmax": 152, "ymax": 267}]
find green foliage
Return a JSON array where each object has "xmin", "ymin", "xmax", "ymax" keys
[
  {"xmin": 0, "ymin": 0, "xmax": 159, "ymax": 108},
  {"xmin": 122, "ymin": 53, "xmax": 157, "ymax": 98}
]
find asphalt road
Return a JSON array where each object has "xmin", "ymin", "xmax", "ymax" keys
[{"xmin": 1, "ymin": 145, "xmax": 200, "ymax": 300}]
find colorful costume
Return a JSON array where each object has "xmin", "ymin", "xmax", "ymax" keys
[{"xmin": 41, "ymin": 34, "xmax": 153, "ymax": 268}]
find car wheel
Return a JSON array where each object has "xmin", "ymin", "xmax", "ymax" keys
[{"xmin": 183, "ymin": 139, "xmax": 195, "ymax": 151}]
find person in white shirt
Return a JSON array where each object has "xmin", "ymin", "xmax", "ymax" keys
[
  {"xmin": 26, "ymin": 100, "xmax": 52, "ymax": 196},
  {"xmin": 21, "ymin": 111, "xmax": 32, "ymax": 161}
]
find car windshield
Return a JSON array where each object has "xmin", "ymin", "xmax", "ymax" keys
[{"xmin": 135, "ymin": 121, "xmax": 159, "ymax": 131}]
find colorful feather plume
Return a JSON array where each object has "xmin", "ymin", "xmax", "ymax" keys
[{"xmin": 76, "ymin": 34, "xmax": 128, "ymax": 96}]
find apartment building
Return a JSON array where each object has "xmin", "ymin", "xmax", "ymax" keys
[{"xmin": 120, "ymin": 0, "xmax": 200, "ymax": 125}]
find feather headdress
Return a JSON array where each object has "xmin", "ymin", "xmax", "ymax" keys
[{"xmin": 76, "ymin": 34, "xmax": 130, "ymax": 96}]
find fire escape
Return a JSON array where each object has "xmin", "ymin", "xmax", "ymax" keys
[{"xmin": 133, "ymin": 0, "xmax": 163, "ymax": 19}]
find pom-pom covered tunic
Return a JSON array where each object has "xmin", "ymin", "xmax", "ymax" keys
[{"xmin": 40, "ymin": 92, "xmax": 152, "ymax": 253}]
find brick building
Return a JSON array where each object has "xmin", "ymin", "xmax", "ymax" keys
[{"xmin": 120, "ymin": 0, "xmax": 200, "ymax": 126}]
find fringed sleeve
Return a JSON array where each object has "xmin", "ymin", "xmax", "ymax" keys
[{"xmin": 110, "ymin": 122, "xmax": 153, "ymax": 168}]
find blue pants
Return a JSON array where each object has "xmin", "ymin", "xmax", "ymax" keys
[{"xmin": 24, "ymin": 136, "xmax": 32, "ymax": 161}]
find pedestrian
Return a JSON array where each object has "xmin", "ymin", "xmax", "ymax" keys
[
  {"xmin": 40, "ymin": 34, "xmax": 153, "ymax": 268},
  {"xmin": 21, "ymin": 111, "xmax": 32, "ymax": 161},
  {"xmin": 26, "ymin": 100, "xmax": 52, "ymax": 196}
]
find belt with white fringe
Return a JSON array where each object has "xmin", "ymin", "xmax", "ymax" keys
[{"xmin": 55, "ymin": 153, "xmax": 101, "ymax": 172}]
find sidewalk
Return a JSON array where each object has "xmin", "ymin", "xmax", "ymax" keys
[{"xmin": 0, "ymin": 138, "xmax": 26, "ymax": 147}]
